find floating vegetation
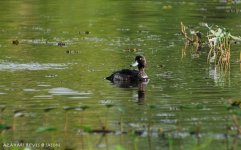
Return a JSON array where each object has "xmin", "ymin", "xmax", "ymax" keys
[
  {"xmin": 79, "ymin": 105, "xmax": 90, "ymax": 111},
  {"xmin": 78, "ymin": 125, "xmax": 126, "ymax": 135},
  {"xmin": 65, "ymin": 50, "xmax": 80, "ymax": 54},
  {"xmin": 79, "ymin": 31, "xmax": 91, "ymax": 35},
  {"xmin": 14, "ymin": 109, "xmax": 26, "ymax": 118},
  {"xmin": 162, "ymin": 5, "xmax": 173, "ymax": 10},
  {"xmin": 179, "ymin": 103, "xmax": 206, "ymax": 110},
  {"xmin": 57, "ymin": 42, "xmax": 65, "ymax": 47},
  {"xmin": 64, "ymin": 106, "xmax": 81, "ymax": 111},
  {"xmin": 12, "ymin": 39, "xmax": 19, "ymax": 45},
  {"xmin": 63, "ymin": 105, "xmax": 90, "ymax": 111},
  {"xmin": 115, "ymin": 145, "xmax": 127, "ymax": 150},
  {"xmin": 84, "ymin": 31, "xmax": 90, "ymax": 35},
  {"xmin": 181, "ymin": 22, "xmax": 241, "ymax": 71},
  {"xmin": 0, "ymin": 105, "xmax": 6, "ymax": 112},
  {"xmin": 206, "ymin": 24, "xmax": 232, "ymax": 70},
  {"xmin": 180, "ymin": 22, "xmax": 202, "ymax": 60},
  {"xmin": 0, "ymin": 124, "xmax": 11, "ymax": 131},
  {"xmin": 125, "ymin": 48, "xmax": 138, "ymax": 52},
  {"xmin": 44, "ymin": 107, "xmax": 57, "ymax": 112},
  {"xmin": 35, "ymin": 126, "xmax": 57, "ymax": 134},
  {"xmin": 78, "ymin": 125, "xmax": 93, "ymax": 133},
  {"xmin": 181, "ymin": 22, "xmax": 202, "ymax": 51},
  {"xmin": 99, "ymin": 100, "xmax": 114, "ymax": 108},
  {"xmin": 227, "ymin": 99, "xmax": 241, "ymax": 110},
  {"xmin": 148, "ymin": 104, "xmax": 159, "ymax": 109},
  {"xmin": 231, "ymin": 101, "xmax": 241, "ymax": 108}
]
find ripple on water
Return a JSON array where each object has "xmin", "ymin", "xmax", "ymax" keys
[
  {"xmin": 0, "ymin": 62, "xmax": 68, "ymax": 71},
  {"xmin": 48, "ymin": 87, "xmax": 92, "ymax": 98},
  {"xmin": 32, "ymin": 95, "xmax": 53, "ymax": 99},
  {"xmin": 23, "ymin": 89, "xmax": 40, "ymax": 92}
]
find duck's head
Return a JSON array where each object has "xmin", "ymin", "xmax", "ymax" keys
[{"xmin": 130, "ymin": 55, "xmax": 146, "ymax": 70}]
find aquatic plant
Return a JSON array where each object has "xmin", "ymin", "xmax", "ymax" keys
[
  {"xmin": 179, "ymin": 103, "xmax": 205, "ymax": 110},
  {"xmin": 78, "ymin": 125, "xmax": 93, "ymax": 133},
  {"xmin": 181, "ymin": 22, "xmax": 241, "ymax": 71},
  {"xmin": 44, "ymin": 107, "xmax": 56, "ymax": 112},
  {"xmin": 12, "ymin": 40, "xmax": 19, "ymax": 45},
  {"xmin": 63, "ymin": 105, "xmax": 90, "ymax": 111},
  {"xmin": 206, "ymin": 24, "xmax": 233, "ymax": 70},
  {"xmin": 0, "ymin": 105, "xmax": 6, "ymax": 112},
  {"xmin": 35, "ymin": 126, "xmax": 57, "ymax": 134},
  {"xmin": 181, "ymin": 22, "xmax": 202, "ymax": 51},
  {"xmin": 115, "ymin": 145, "xmax": 127, "ymax": 150},
  {"xmin": 0, "ymin": 124, "xmax": 11, "ymax": 131}
]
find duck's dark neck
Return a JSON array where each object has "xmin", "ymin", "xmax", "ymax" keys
[
  {"xmin": 138, "ymin": 68, "xmax": 148, "ymax": 79},
  {"xmin": 138, "ymin": 68, "xmax": 144, "ymax": 72}
]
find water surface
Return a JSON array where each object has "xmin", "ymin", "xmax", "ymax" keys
[{"xmin": 0, "ymin": 0, "xmax": 241, "ymax": 150}]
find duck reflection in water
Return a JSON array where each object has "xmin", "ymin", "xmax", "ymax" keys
[{"xmin": 106, "ymin": 55, "xmax": 149, "ymax": 103}]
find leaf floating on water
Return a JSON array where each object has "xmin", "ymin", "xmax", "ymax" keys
[
  {"xmin": 179, "ymin": 103, "xmax": 205, "ymax": 110},
  {"xmin": 79, "ymin": 105, "xmax": 90, "ymax": 110},
  {"xmin": 92, "ymin": 128, "xmax": 114, "ymax": 134},
  {"xmin": 35, "ymin": 126, "xmax": 57, "ymax": 134},
  {"xmin": 64, "ymin": 106, "xmax": 78, "ymax": 111},
  {"xmin": 78, "ymin": 125, "xmax": 93, "ymax": 133},
  {"xmin": 179, "ymin": 105, "xmax": 193, "ymax": 110},
  {"xmin": 12, "ymin": 40, "xmax": 19, "ymax": 45},
  {"xmin": 116, "ymin": 106, "xmax": 125, "ymax": 113},
  {"xmin": 14, "ymin": 112, "xmax": 25, "ymax": 118},
  {"xmin": 14, "ymin": 109, "xmax": 27, "ymax": 118},
  {"xmin": 125, "ymin": 48, "xmax": 138, "ymax": 52},
  {"xmin": 0, "ymin": 124, "xmax": 11, "ymax": 130},
  {"xmin": 0, "ymin": 105, "xmax": 6, "ymax": 112},
  {"xmin": 162, "ymin": 5, "xmax": 172, "ymax": 10},
  {"xmin": 99, "ymin": 100, "xmax": 114, "ymax": 108},
  {"xmin": 44, "ymin": 107, "xmax": 57, "ymax": 112},
  {"xmin": 84, "ymin": 31, "xmax": 90, "ymax": 35},
  {"xmin": 115, "ymin": 145, "xmax": 127, "ymax": 150},
  {"xmin": 65, "ymin": 50, "xmax": 80, "ymax": 54},
  {"xmin": 57, "ymin": 42, "xmax": 65, "ymax": 47},
  {"xmin": 134, "ymin": 130, "xmax": 145, "ymax": 136},
  {"xmin": 105, "ymin": 104, "xmax": 115, "ymax": 108},
  {"xmin": 79, "ymin": 31, "xmax": 91, "ymax": 35},
  {"xmin": 14, "ymin": 109, "xmax": 26, "ymax": 114},
  {"xmin": 13, "ymin": 109, "xmax": 34, "ymax": 118},
  {"xmin": 234, "ymin": 110, "xmax": 241, "ymax": 116},
  {"xmin": 149, "ymin": 104, "xmax": 158, "ymax": 109},
  {"xmin": 230, "ymin": 101, "xmax": 241, "ymax": 109},
  {"xmin": 64, "ymin": 106, "xmax": 90, "ymax": 111},
  {"xmin": 195, "ymin": 103, "xmax": 205, "ymax": 109}
]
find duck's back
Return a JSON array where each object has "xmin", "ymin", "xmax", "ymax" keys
[{"xmin": 106, "ymin": 69, "xmax": 139, "ymax": 82}]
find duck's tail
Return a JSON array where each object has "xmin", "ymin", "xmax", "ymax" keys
[{"xmin": 105, "ymin": 74, "xmax": 113, "ymax": 81}]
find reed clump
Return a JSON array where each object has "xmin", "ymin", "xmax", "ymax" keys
[
  {"xmin": 206, "ymin": 24, "xmax": 231, "ymax": 70},
  {"xmin": 181, "ymin": 22, "xmax": 241, "ymax": 71},
  {"xmin": 181, "ymin": 22, "xmax": 202, "ymax": 52}
]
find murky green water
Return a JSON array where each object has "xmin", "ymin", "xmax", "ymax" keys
[{"xmin": 0, "ymin": 0, "xmax": 241, "ymax": 150}]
